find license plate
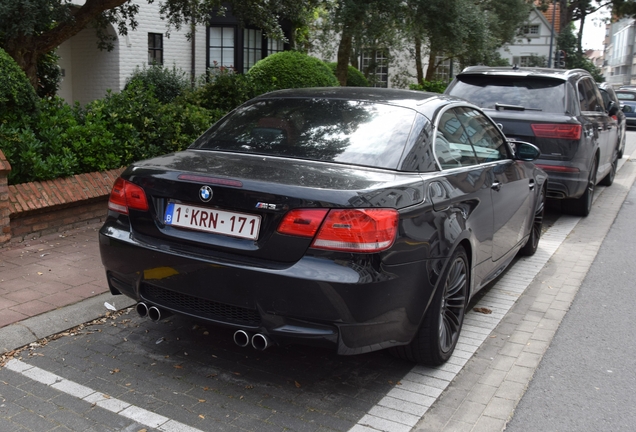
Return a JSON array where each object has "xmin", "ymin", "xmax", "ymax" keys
[{"xmin": 164, "ymin": 202, "xmax": 261, "ymax": 240}]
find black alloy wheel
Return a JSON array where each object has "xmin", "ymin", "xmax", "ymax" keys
[
  {"xmin": 391, "ymin": 246, "xmax": 469, "ymax": 365},
  {"xmin": 520, "ymin": 186, "xmax": 545, "ymax": 256},
  {"xmin": 563, "ymin": 157, "xmax": 597, "ymax": 217}
]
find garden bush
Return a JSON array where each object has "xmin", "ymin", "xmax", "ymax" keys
[
  {"xmin": 125, "ymin": 64, "xmax": 191, "ymax": 103},
  {"xmin": 0, "ymin": 47, "xmax": 38, "ymax": 127},
  {"xmin": 409, "ymin": 80, "xmax": 448, "ymax": 94},
  {"xmin": 189, "ymin": 67, "xmax": 254, "ymax": 113},
  {"xmin": 325, "ymin": 62, "xmax": 369, "ymax": 87},
  {"xmin": 247, "ymin": 51, "xmax": 339, "ymax": 92}
]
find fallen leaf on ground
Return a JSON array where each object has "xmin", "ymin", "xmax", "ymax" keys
[
  {"xmin": 473, "ymin": 307, "xmax": 492, "ymax": 314},
  {"xmin": 295, "ymin": 381, "xmax": 301, "ymax": 388}
]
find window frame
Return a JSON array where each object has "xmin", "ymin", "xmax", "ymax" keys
[{"xmin": 148, "ymin": 33, "xmax": 164, "ymax": 65}]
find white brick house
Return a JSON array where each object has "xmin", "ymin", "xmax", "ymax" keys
[{"xmin": 57, "ymin": 0, "xmax": 289, "ymax": 104}]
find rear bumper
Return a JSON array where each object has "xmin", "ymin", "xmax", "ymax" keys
[
  {"xmin": 99, "ymin": 222, "xmax": 438, "ymax": 355},
  {"xmin": 538, "ymin": 169, "xmax": 588, "ymax": 200}
]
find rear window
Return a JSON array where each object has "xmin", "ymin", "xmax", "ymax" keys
[
  {"xmin": 448, "ymin": 75, "xmax": 566, "ymax": 113},
  {"xmin": 616, "ymin": 91, "xmax": 636, "ymax": 101},
  {"xmin": 190, "ymin": 98, "xmax": 417, "ymax": 170}
]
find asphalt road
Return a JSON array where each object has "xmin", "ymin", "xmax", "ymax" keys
[{"xmin": 505, "ymin": 131, "xmax": 636, "ymax": 431}]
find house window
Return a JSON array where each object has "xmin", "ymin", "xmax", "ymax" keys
[
  {"xmin": 434, "ymin": 55, "xmax": 452, "ymax": 82},
  {"xmin": 267, "ymin": 38, "xmax": 285, "ymax": 55},
  {"xmin": 209, "ymin": 26, "xmax": 235, "ymax": 69},
  {"xmin": 243, "ymin": 29, "xmax": 263, "ymax": 73},
  {"xmin": 361, "ymin": 49, "xmax": 389, "ymax": 88},
  {"xmin": 148, "ymin": 33, "xmax": 163, "ymax": 65},
  {"xmin": 521, "ymin": 25, "xmax": 540, "ymax": 36}
]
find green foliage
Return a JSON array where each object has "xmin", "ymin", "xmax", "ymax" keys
[
  {"xmin": 36, "ymin": 51, "xmax": 62, "ymax": 98},
  {"xmin": 247, "ymin": 51, "xmax": 339, "ymax": 92},
  {"xmin": 0, "ymin": 81, "xmax": 216, "ymax": 185},
  {"xmin": 188, "ymin": 68, "xmax": 254, "ymax": 112},
  {"xmin": 125, "ymin": 64, "xmax": 191, "ymax": 103},
  {"xmin": 558, "ymin": 23, "xmax": 604, "ymax": 82},
  {"xmin": 409, "ymin": 80, "xmax": 448, "ymax": 93},
  {"xmin": 0, "ymin": 47, "xmax": 37, "ymax": 127},
  {"xmin": 325, "ymin": 62, "xmax": 369, "ymax": 87}
]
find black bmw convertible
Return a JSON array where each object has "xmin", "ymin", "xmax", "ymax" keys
[{"xmin": 99, "ymin": 87, "xmax": 547, "ymax": 365}]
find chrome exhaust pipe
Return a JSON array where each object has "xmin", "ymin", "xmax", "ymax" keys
[
  {"xmin": 147, "ymin": 306, "xmax": 172, "ymax": 322},
  {"xmin": 136, "ymin": 302, "xmax": 149, "ymax": 318},
  {"xmin": 251, "ymin": 333, "xmax": 270, "ymax": 351},
  {"xmin": 233, "ymin": 330, "xmax": 251, "ymax": 347}
]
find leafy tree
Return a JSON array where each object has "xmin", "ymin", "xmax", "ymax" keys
[
  {"xmin": 0, "ymin": 0, "xmax": 317, "ymax": 90},
  {"xmin": 314, "ymin": 0, "xmax": 404, "ymax": 86},
  {"xmin": 558, "ymin": 23, "xmax": 604, "ymax": 80},
  {"xmin": 404, "ymin": 0, "xmax": 532, "ymax": 82}
]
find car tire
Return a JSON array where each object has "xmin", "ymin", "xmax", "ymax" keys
[
  {"xmin": 391, "ymin": 246, "xmax": 468, "ymax": 366},
  {"xmin": 519, "ymin": 185, "xmax": 545, "ymax": 256},
  {"xmin": 563, "ymin": 158, "xmax": 597, "ymax": 217},
  {"xmin": 599, "ymin": 154, "xmax": 617, "ymax": 187}
]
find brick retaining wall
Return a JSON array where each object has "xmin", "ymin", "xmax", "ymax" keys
[{"xmin": 0, "ymin": 150, "xmax": 124, "ymax": 245}]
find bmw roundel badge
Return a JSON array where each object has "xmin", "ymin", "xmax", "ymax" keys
[{"xmin": 199, "ymin": 185, "xmax": 213, "ymax": 202}]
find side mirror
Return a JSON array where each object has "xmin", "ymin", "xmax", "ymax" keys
[
  {"xmin": 513, "ymin": 141, "xmax": 541, "ymax": 161},
  {"xmin": 608, "ymin": 100, "xmax": 619, "ymax": 116}
]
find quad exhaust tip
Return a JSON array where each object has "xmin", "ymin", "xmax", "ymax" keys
[
  {"xmin": 233, "ymin": 330, "xmax": 271, "ymax": 351},
  {"xmin": 251, "ymin": 333, "xmax": 270, "ymax": 351},
  {"xmin": 147, "ymin": 305, "xmax": 172, "ymax": 322},
  {"xmin": 136, "ymin": 302, "xmax": 149, "ymax": 318},
  {"xmin": 233, "ymin": 330, "xmax": 251, "ymax": 347}
]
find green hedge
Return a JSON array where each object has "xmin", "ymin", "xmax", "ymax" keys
[
  {"xmin": 247, "ymin": 51, "xmax": 339, "ymax": 91},
  {"xmin": 0, "ymin": 47, "xmax": 38, "ymax": 127},
  {"xmin": 326, "ymin": 62, "xmax": 369, "ymax": 87}
]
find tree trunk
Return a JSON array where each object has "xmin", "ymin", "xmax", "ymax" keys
[
  {"xmin": 425, "ymin": 48, "xmax": 438, "ymax": 82},
  {"xmin": 414, "ymin": 35, "xmax": 424, "ymax": 84},
  {"xmin": 577, "ymin": 11, "xmax": 586, "ymax": 56},
  {"xmin": 336, "ymin": 29, "xmax": 354, "ymax": 86}
]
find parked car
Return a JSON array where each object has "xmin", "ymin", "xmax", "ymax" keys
[
  {"xmin": 615, "ymin": 88, "xmax": 636, "ymax": 104},
  {"xmin": 621, "ymin": 101, "xmax": 636, "ymax": 128},
  {"xmin": 99, "ymin": 88, "xmax": 547, "ymax": 365},
  {"xmin": 599, "ymin": 82, "xmax": 626, "ymax": 158},
  {"xmin": 446, "ymin": 67, "xmax": 619, "ymax": 216}
]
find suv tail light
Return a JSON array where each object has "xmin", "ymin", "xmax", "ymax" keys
[
  {"xmin": 108, "ymin": 177, "xmax": 149, "ymax": 214},
  {"xmin": 278, "ymin": 208, "xmax": 399, "ymax": 252},
  {"xmin": 531, "ymin": 124, "xmax": 581, "ymax": 140}
]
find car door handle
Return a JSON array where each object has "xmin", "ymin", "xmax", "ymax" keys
[
  {"xmin": 491, "ymin": 181, "xmax": 502, "ymax": 191},
  {"xmin": 529, "ymin": 180, "xmax": 535, "ymax": 190}
]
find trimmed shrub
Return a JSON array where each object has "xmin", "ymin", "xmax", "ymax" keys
[
  {"xmin": 0, "ymin": 47, "xmax": 38, "ymax": 127},
  {"xmin": 247, "ymin": 51, "xmax": 339, "ymax": 92},
  {"xmin": 125, "ymin": 64, "xmax": 191, "ymax": 103},
  {"xmin": 326, "ymin": 62, "xmax": 369, "ymax": 87},
  {"xmin": 409, "ymin": 80, "xmax": 448, "ymax": 94}
]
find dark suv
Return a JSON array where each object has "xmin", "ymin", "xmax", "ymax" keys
[{"xmin": 446, "ymin": 67, "xmax": 619, "ymax": 216}]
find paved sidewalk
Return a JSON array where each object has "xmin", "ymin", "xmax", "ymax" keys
[{"xmin": 0, "ymin": 224, "xmax": 135, "ymax": 354}]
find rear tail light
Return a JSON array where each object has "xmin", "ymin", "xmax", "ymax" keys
[
  {"xmin": 108, "ymin": 177, "xmax": 149, "ymax": 214},
  {"xmin": 278, "ymin": 208, "xmax": 398, "ymax": 252},
  {"xmin": 531, "ymin": 124, "xmax": 581, "ymax": 140},
  {"xmin": 277, "ymin": 209, "xmax": 329, "ymax": 237}
]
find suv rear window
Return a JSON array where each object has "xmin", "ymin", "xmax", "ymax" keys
[
  {"xmin": 616, "ymin": 91, "xmax": 636, "ymax": 101},
  {"xmin": 448, "ymin": 75, "xmax": 566, "ymax": 113},
  {"xmin": 191, "ymin": 98, "xmax": 417, "ymax": 170}
]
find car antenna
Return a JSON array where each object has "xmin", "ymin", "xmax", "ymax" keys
[{"xmin": 512, "ymin": 64, "xmax": 519, "ymax": 70}]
